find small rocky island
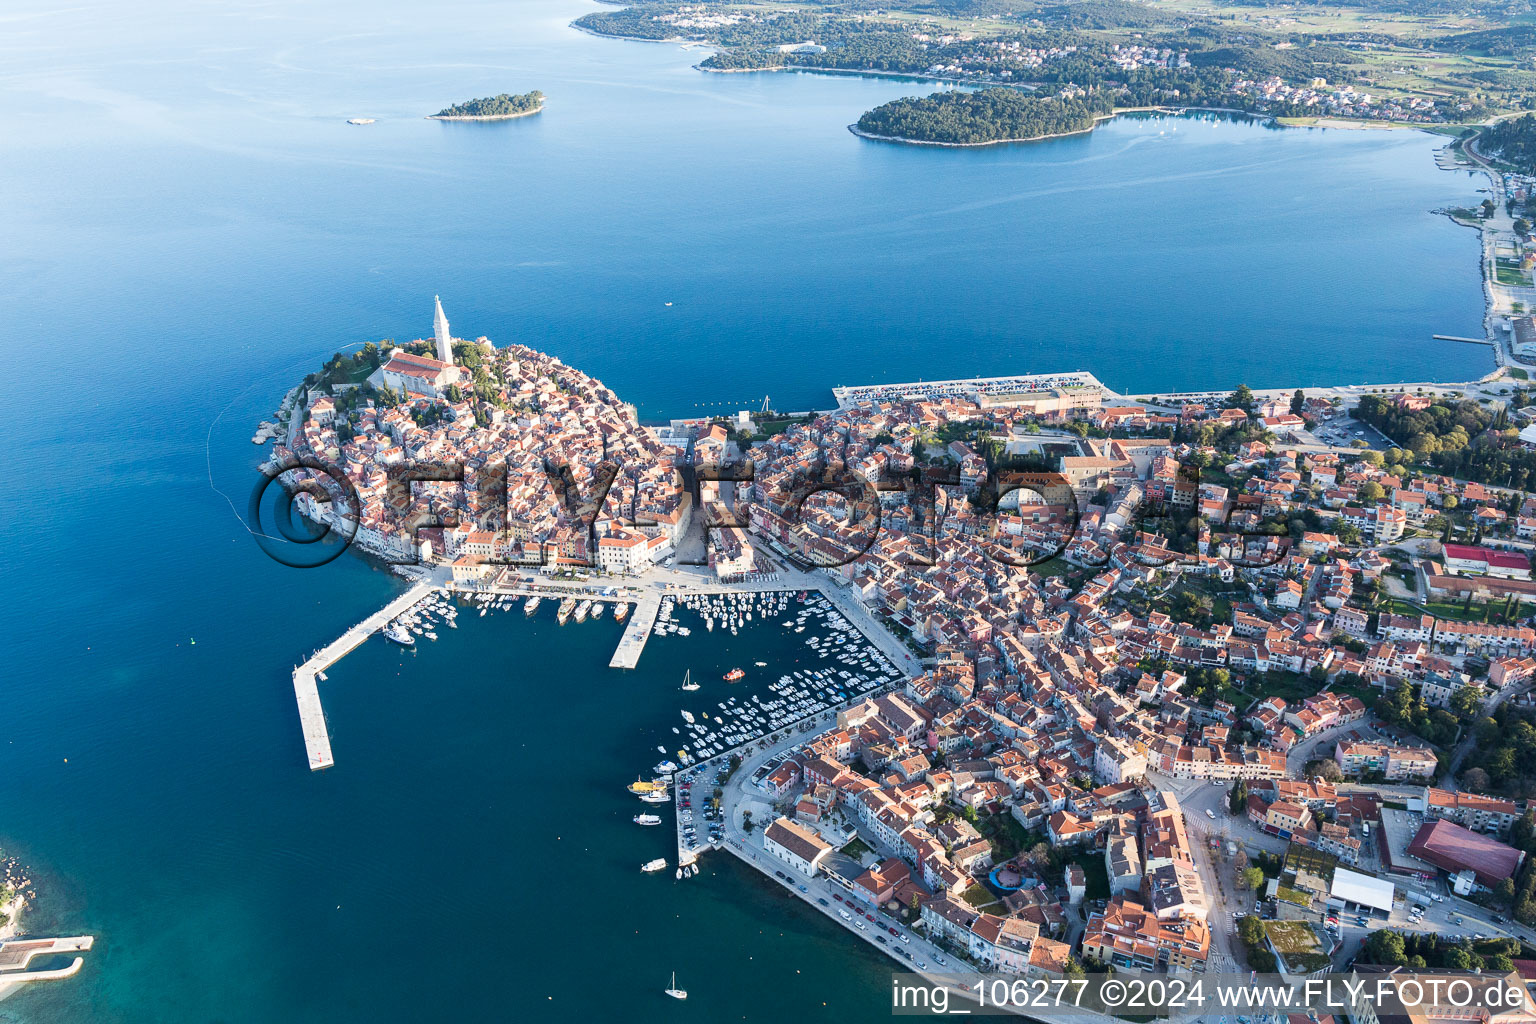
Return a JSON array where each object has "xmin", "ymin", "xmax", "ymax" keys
[{"xmin": 428, "ymin": 91, "xmax": 545, "ymax": 121}]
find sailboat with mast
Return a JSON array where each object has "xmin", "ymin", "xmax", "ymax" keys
[
  {"xmin": 664, "ymin": 971, "xmax": 687, "ymax": 1000},
  {"xmin": 680, "ymin": 669, "xmax": 699, "ymax": 692}
]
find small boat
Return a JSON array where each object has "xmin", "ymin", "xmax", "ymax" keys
[
  {"xmin": 654, "ymin": 759, "xmax": 679, "ymax": 775},
  {"xmin": 642, "ymin": 859, "xmax": 668, "ymax": 873},
  {"xmin": 524, "ymin": 596, "xmax": 541, "ymax": 615},
  {"xmin": 639, "ymin": 790, "xmax": 670, "ymax": 804},
  {"xmin": 681, "ymin": 710, "xmax": 695, "ymax": 724},
  {"xmin": 613, "ymin": 602, "xmax": 629, "ymax": 621},
  {"xmin": 634, "ymin": 814, "xmax": 662, "ymax": 826},
  {"xmin": 681, "ymin": 669, "xmax": 699, "ymax": 692},
  {"xmin": 755, "ymin": 661, "xmax": 767, "ymax": 667},
  {"xmin": 665, "ymin": 972, "xmax": 687, "ymax": 1000},
  {"xmin": 382, "ymin": 623, "xmax": 414, "ymax": 646},
  {"xmin": 346, "ymin": 117, "xmax": 375, "ymax": 125},
  {"xmin": 724, "ymin": 668, "xmax": 745, "ymax": 682}
]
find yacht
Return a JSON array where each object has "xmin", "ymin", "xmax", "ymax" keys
[
  {"xmin": 664, "ymin": 972, "xmax": 687, "ymax": 1000},
  {"xmin": 639, "ymin": 790, "xmax": 670, "ymax": 804},
  {"xmin": 633, "ymin": 814, "xmax": 662, "ymax": 826},
  {"xmin": 613, "ymin": 602, "xmax": 629, "ymax": 621},
  {"xmin": 557, "ymin": 598, "xmax": 575, "ymax": 624},
  {"xmin": 382, "ymin": 623, "xmax": 414, "ymax": 646},
  {"xmin": 574, "ymin": 600, "xmax": 591, "ymax": 623},
  {"xmin": 524, "ymin": 596, "xmax": 541, "ymax": 615},
  {"xmin": 641, "ymin": 859, "xmax": 668, "ymax": 873},
  {"xmin": 653, "ymin": 759, "xmax": 678, "ymax": 776},
  {"xmin": 627, "ymin": 777, "xmax": 665, "ymax": 795}
]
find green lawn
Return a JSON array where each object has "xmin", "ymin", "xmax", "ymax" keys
[
  {"xmin": 1496, "ymin": 257, "xmax": 1532, "ymax": 287},
  {"xmin": 962, "ymin": 883, "xmax": 1003, "ymax": 912}
]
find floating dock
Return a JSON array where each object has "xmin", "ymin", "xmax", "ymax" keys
[
  {"xmin": 609, "ymin": 592, "xmax": 661, "ymax": 669},
  {"xmin": 293, "ymin": 579, "xmax": 437, "ymax": 771}
]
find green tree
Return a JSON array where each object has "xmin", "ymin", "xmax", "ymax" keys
[
  {"xmin": 1451, "ymin": 686, "xmax": 1485, "ymax": 723},
  {"xmin": 1291, "ymin": 389, "xmax": 1306, "ymax": 415},
  {"xmin": 1363, "ymin": 929, "xmax": 1407, "ymax": 965},
  {"xmin": 1239, "ymin": 866, "xmax": 1265, "ymax": 890}
]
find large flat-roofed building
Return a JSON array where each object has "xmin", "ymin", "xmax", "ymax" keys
[
  {"xmin": 1328, "ymin": 867, "xmax": 1395, "ymax": 916},
  {"xmin": 1405, "ymin": 819, "xmax": 1526, "ymax": 893}
]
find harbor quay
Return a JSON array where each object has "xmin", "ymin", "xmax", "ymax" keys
[
  {"xmin": 287, "ymin": 553, "xmax": 924, "ymax": 771},
  {"xmin": 0, "ymin": 936, "xmax": 97, "ymax": 996}
]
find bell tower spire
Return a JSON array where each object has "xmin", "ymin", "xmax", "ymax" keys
[{"xmin": 433, "ymin": 295, "xmax": 453, "ymax": 365}]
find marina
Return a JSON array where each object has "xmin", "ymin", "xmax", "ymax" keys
[
  {"xmin": 291, "ymin": 577, "xmax": 438, "ymax": 771},
  {"xmin": 623, "ymin": 590, "xmax": 905, "ymax": 876}
]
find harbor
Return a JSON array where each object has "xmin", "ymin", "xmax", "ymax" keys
[
  {"xmin": 606, "ymin": 589, "xmax": 906, "ymax": 879},
  {"xmin": 291, "ymin": 576, "xmax": 439, "ymax": 770}
]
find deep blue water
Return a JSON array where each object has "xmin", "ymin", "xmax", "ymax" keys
[{"xmin": 0, "ymin": 0, "xmax": 1494, "ymax": 1019}]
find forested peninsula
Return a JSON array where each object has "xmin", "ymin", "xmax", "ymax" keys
[
  {"xmin": 854, "ymin": 88, "xmax": 1117, "ymax": 145},
  {"xmin": 430, "ymin": 92, "xmax": 545, "ymax": 120}
]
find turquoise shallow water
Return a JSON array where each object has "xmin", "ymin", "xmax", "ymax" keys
[{"xmin": 0, "ymin": 0, "xmax": 1496, "ymax": 1018}]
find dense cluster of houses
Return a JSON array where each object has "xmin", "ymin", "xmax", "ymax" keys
[
  {"xmin": 722, "ymin": 386, "xmax": 1536, "ymax": 972},
  {"xmin": 275, "ymin": 340, "xmax": 692, "ymax": 573},
  {"xmin": 280, "ymin": 339, "xmax": 1536, "ymax": 974},
  {"xmin": 1234, "ymin": 75, "xmax": 1445, "ymax": 122}
]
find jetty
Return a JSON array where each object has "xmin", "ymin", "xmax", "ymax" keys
[
  {"xmin": 0, "ymin": 936, "xmax": 95, "ymax": 984},
  {"xmin": 1433, "ymin": 334, "xmax": 1494, "ymax": 346},
  {"xmin": 610, "ymin": 592, "xmax": 661, "ymax": 669},
  {"xmin": 293, "ymin": 578, "xmax": 437, "ymax": 770}
]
